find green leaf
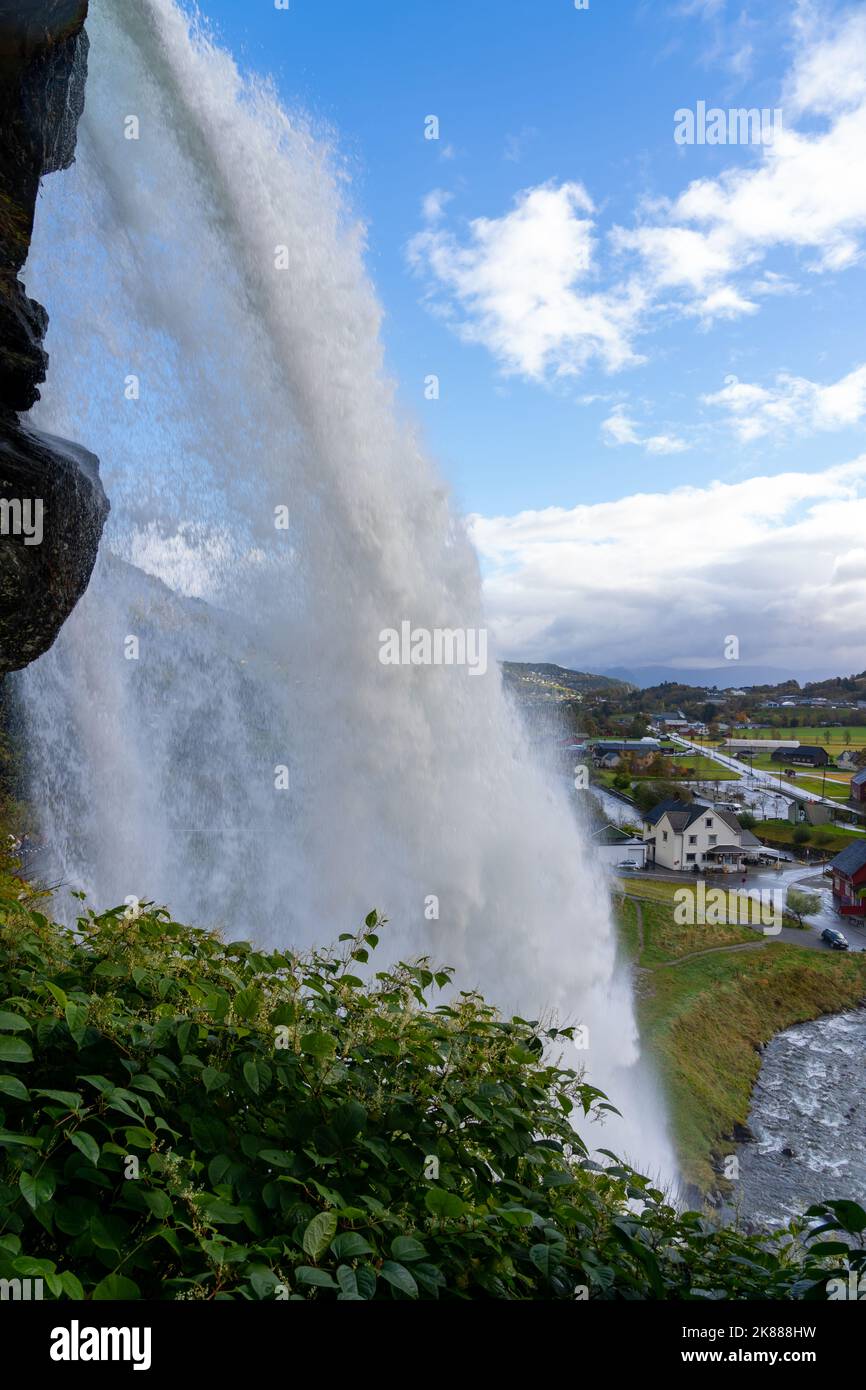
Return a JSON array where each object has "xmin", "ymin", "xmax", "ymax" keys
[
  {"xmin": 197, "ymin": 1199, "xmax": 245, "ymax": 1225},
  {"xmin": 390, "ymin": 1235, "xmax": 427, "ymax": 1262},
  {"xmin": 336, "ymin": 1264, "xmax": 359, "ymax": 1297},
  {"xmin": 59, "ymin": 1271, "xmax": 85, "ymax": 1300},
  {"xmin": 819, "ymin": 1201, "xmax": 866, "ymax": 1234},
  {"xmin": 300, "ymin": 1031, "xmax": 337, "ymax": 1059},
  {"xmin": 303, "ymin": 1210, "xmax": 338, "ymax": 1260},
  {"xmin": 0, "ymin": 1036, "xmax": 32, "ymax": 1065},
  {"xmin": 0, "ymin": 1075, "xmax": 29, "ymax": 1101},
  {"xmin": 424, "ymin": 1187, "xmax": 465, "ymax": 1219},
  {"xmin": 64, "ymin": 1001, "xmax": 88, "ymax": 1040},
  {"xmin": 92, "ymin": 1273, "xmax": 141, "ymax": 1301},
  {"xmin": 37, "ymin": 1089, "xmax": 82, "ymax": 1110},
  {"xmin": 330, "ymin": 1231, "xmax": 374, "ymax": 1259},
  {"xmin": 530, "ymin": 1243, "xmax": 555, "ymax": 1278},
  {"xmin": 0, "ymin": 1130, "xmax": 41, "ymax": 1148},
  {"xmin": 295, "ymin": 1266, "xmax": 338, "ymax": 1288},
  {"xmin": 123, "ymin": 1126, "xmax": 156, "ymax": 1149},
  {"xmin": 19, "ymin": 1171, "xmax": 56, "ymax": 1210},
  {"xmin": 380, "ymin": 1261, "xmax": 418, "ymax": 1298},
  {"xmin": 259, "ymin": 1149, "xmax": 293, "ymax": 1168},
  {"xmin": 242, "ymin": 1059, "xmax": 260, "ymax": 1095},
  {"xmin": 69, "ymin": 1131, "xmax": 100, "ymax": 1166},
  {"xmin": 0, "ymin": 1010, "xmax": 30, "ymax": 1032},
  {"xmin": 143, "ymin": 1190, "xmax": 173, "ymax": 1220}
]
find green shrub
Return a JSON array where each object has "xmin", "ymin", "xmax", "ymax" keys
[{"xmin": 0, "ymin": 893, "xmax": 862, "ymax": 1300}]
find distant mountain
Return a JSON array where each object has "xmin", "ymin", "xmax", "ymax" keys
[
  {"xmin": 601, "ymin": 665, "xmax": 840, "ymax": 691},
  {"xmin": 501, "ymin": 662, "xmax": 635, "ymax": 698}
]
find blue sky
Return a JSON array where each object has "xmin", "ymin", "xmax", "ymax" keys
[{"xmin": 194, "ymin": 0, "xmax": 866, "ymax": 679}]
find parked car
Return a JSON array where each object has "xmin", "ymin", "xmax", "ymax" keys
[
  {"xmin": 821, "ymin": 927, "xmax": 849, "ymax": 950},
  {"xmin": 614, "ymin": 859, "xmax": 639, "ymax": 871}
]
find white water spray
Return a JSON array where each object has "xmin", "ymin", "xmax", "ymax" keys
[{"xmin": 19, "ymin": 0, "xmax": 674, "ymax": 1178}]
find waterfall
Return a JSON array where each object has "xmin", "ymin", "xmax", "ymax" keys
[{"xmin": 18, "ymin": 0, "xmax": 674, "ymax": 1179}]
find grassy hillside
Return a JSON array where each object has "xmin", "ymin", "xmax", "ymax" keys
[{"xmin": 615, "ymin": 894, "xmax": 866, "ymax": 1192}]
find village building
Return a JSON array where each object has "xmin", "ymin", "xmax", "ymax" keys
[
  {"xmin": 828, "ymin": 842, "xmax": 866, "ymax": 918},
  {"xmin": 591, "ymin": 823, "xmax": 647, "ymax": 870},
  {"xmin": 850, "ymin": 768, "xmax": 866, "ymax": 806},
  {"xmin": 648, "ymin": 711, "xmax": 689, "ymax": 730},
  {"xmin": 642, "ymin": 798, "xmax": 762, "ymax": 872},
  {"xmin": 770, "ymin": 745, "xmax": 830, "ymax": 767}
]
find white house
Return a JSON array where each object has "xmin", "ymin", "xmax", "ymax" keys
[
  {"xmin": 591, "ymin": 823, "xmax": 647, "ymax": 870},
  {"xmin": 642, "ymin": 799, "xmax": 760, "ymax": 872}
]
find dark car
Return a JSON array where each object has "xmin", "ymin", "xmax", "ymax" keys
[{"xmin": 821, "ymin": 928, "xmax": 849, "ymax": 950}]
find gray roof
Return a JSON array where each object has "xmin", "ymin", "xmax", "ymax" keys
[
  {"xmin": 770, "ymin": 745, "xmax": 828, "ymax": 760},
  {"xmin": 829, "ymin": 842, "xmax": 866, "ymax": 877},
  {"xmin": 646, "ymin": 799, "xmax": 742, "ymax": 837},
  {"xmin": 852, "ymin": 769, "xmax": 866, "ymax": 786},
  {"xmin": 592, "ymin": 824, "xmax": 633, "ymax": 845},
  {"xmin": 644, "ymin": 798, "xmax": 692, "ymax": 826}
]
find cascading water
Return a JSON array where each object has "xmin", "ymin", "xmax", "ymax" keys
[{"xmin": 18, "ymin": 0, "xmax": 675, "ymax": 1178}]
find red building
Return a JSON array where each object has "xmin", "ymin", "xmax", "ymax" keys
[
  {"xmin": 851, "ymin": 768, "xmax": 866, "ymax": 805},
  {"xmin": 829, "ymin": 842, "xmax": 866, "ymax": 917}
]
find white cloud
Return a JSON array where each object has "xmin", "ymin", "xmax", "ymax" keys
[
  {"xmin": 602, "ymin": 405, "xmax": 688, "ymax": 454},
  {"xmin": 407, "ymin": 182, "xmax": 646, "ymax": 379},
  {"xmin": 421, "ymin": 188, "xmax": 454, "ymax": 224},
  {"xmin": 469, "ymin": 458, "xmax": 866, "ymax": 674},
  {"xmin": 645, "ymin": 433, "xmax": 689, "ymax": 455},
  {"xmin": 407, "ymin": 10, "xmax": 866, "ymax": 383},
  {"xmin": 617, "ymin": 9, "xmax": 866, "ymax": 321},
  {"xmin": 602, "ymin": 407, "xmax": 641, "ymax": 446},
  {"xmin": 704, "ymin": 364, "xmax": 866, "ymax": 442}
]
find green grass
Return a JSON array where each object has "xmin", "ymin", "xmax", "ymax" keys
[
  {"xmin": 739, "ymin": 752, "xmax": 853, "ymax": 800},
  {"xmin": 613, "ymin": 892, "xmax": 866, "ymax": 1192},
  {"xmin": 669, "ymin": 755, "xmax": 741, "ymax": 782},
  {"xmin": 755, "ymin": 818, "xmax": 864, "ymax": 850},
  {"xmin": 738, "ymin": 726, "xmax": 866, "ymax": 751}
]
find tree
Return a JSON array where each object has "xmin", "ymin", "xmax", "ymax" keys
[
  {"xmin": 786, "ymin": 888, "xmax": 822, "ymax": 927},
  {"xmin": 792, "ymin": 824, "xmax": 811, "ymax": 846},
  {"xmin": 0, "ymin": 892, "xmax": 863, "ymax": 1301}
]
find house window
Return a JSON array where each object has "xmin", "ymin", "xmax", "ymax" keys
[
  {"xmin": 688, "ymin": 835, "xmax": 697, "ymax": 845},
  {"xmin": 662, "ymin": 831, "xmax": 668, "ymax": 842},
  {"xmin": 709, "ymin": 835, "xmax": 717, "ymax": 846},
  {"xmin": 686, "ymin": 853, "xmax": 696, "ymax": 863},
  {"xmin": 705, "ymin": 818, "xmax": 713, "ymax": 827}
]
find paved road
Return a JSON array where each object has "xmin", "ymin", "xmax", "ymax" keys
[{"xmin": 671, "ymin": 734, "xmax": 840, "ymax": 807}]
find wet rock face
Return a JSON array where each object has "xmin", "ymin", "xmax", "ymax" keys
[
  {"xmin": 0, "ymin": 1, "xmax": 108, "ymax": 675},
  {"xmin": 1, "ymin": 420, "xmax": 107, "ymax": 671}
]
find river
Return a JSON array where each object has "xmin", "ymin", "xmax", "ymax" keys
[{"xmin": 736, "ymin": 1009, "xmax": 866, "ymax": 1229}]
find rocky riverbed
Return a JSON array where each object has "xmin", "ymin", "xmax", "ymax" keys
[{"xmin": 735, "ymin": 1008, "xmax": 866, "ymax": 1228}]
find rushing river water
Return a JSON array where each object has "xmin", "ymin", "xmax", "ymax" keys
[{"xmin": 736, "ymin": 1009, "xmax": 866, "ymax": 1229}]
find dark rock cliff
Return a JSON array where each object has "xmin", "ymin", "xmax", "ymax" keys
[{"xmin": 0, "ymin": 0, "xmax": 108, "ymax": 675}]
